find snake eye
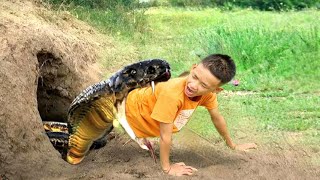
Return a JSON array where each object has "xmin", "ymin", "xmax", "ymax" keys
[
  {"xmin": 147, "ymin": 66, "xmax": 156, "ymax": 75},
  {"xmin": 123, "ymin": 68, "xmax": 136, "ymax": 77},
  {"xmin": 130, "ymin": 69, "xmax": 137, "ymax": 75}
]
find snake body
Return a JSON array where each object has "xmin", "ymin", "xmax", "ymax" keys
[{"xmin": 45, "ymin": 59, "xmax": 171, "ymax": 164}]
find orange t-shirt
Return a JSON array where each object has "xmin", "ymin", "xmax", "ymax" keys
[{"xmin": 125, "ymin": 77, "xmax": 218, "ymax": 138}]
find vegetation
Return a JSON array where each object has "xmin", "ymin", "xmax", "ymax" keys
[
  {"xmin": 168, "ymin": 0, "xmax": 319, "ymax": 10},
  {"xmin": 45, "ymin": 0, "xmax": 147, "ymax": 37},
  {"xmin": 45, "ymin": 1, "xmax": 320, "ymax": 149},
  {"xmin": 46, "ymin": 0, "xmax": 320, "ymax": 11}
]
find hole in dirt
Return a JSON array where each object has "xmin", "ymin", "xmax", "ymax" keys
[{"xmin": 36, "ymin": 50, "xmax": 71, "ymax": 123}]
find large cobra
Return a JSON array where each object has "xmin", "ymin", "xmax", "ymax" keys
[{"xmin": 64, "ymin": 59, "xmax": 171, "ymax": 164}]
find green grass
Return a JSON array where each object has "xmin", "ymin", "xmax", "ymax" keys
[
  {"xmin": 187, "ymin": 92, "xmax": 320, "ymax": 146},
  {"xmin": 70, "ymin": 7, "xmax": 148, "ymax": 38},
  {"xmin": 52, "ymin": 5, "xmax": 320, "ymax": 148},
  {"xmin": 140, "ymin": 8, "xmax": 320, "ymax": 91}
]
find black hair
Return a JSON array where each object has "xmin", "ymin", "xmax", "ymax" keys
[{"xmin": 201, "ymin": 54, "xmax": 236, "ymax": 84}]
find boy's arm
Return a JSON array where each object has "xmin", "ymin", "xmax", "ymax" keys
[
  {"xmin": 207, "ymin": 108, "xmax": 236, "ymax": 149},
  {"xmin": 159, "ymin": 122, "xmax": 173, "ymax": 172},
  {"xmin": 159, "ymin": 122, "xmax": 197, "ymax": 176},
  {"xmin": 207, "ymin": 108, "xmax": 257, "ymax": 150}
]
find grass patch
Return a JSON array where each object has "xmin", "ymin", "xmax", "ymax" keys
[
  {"xmin": 187, "ymin": 92, "xmax": 320, "ymax": 146},
  {"xmin": 137, "ymin": 9, "xmax": 320, "ymax": 90},
  {"xmin": 70, "ymin": 7, "xmax": 148, "ymax": 38}
]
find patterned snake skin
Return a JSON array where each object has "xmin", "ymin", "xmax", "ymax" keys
[{"xmin": 45, "ymin": 59, "xmax": 171, "ymax": 164}]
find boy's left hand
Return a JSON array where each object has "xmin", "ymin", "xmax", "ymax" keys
[{"xmin": 234, "ymin": 143, "xmax": 257, "ymax": 151}]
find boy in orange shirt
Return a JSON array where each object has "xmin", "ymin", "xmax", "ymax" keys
[{"xmin": 124, "ymin": 54, "xmax": 257, "ymax": 176}]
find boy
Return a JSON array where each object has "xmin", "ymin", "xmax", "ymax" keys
[{"xmin": 123, "ymin": 54, "xmax": 257, "ymax": 176}]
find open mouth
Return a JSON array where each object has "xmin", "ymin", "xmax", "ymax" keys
[
  {"xmin": 163, "ymin": 68, "xmax": 171, "ymax": 79},
  {"xmin": 155, "ymin": 68, "xmax": 171, "ymax": 82},
  {"xmin": 185, "ymin": 86, "xmax": 195, "ymax": 96}
]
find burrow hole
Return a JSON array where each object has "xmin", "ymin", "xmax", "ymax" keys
[{"xmin": 37, "ymin": 51, "xmax": 71, "ymax": 123}]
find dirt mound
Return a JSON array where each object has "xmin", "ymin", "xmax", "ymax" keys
[{"xmin": 0, "ymin": 0, "xmax": 105, "ymax": 178}]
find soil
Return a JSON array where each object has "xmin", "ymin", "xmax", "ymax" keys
[{"xmin": 0, "ymin": 1, "xmax": 319, "ymax": 179}]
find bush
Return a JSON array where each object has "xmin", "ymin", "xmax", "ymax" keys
[
  {"xmin": 230, "ymin": 0, "xmax": 319, "ymax": 11},
  {"xmin": 166, "ymin": 0, "xmax": 319, "ymax": 10},
  {"xmin": 45, "ymin": 0, "xmax": 139, "ymax": 10},
  {"xmin": 168, "ymin": 0, "xmax": 215, "ymax": 7}
]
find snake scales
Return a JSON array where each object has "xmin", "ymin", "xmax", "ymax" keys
[{"xmin": 43, "ymin": 59, "xmax": 171, "ymax": 164}]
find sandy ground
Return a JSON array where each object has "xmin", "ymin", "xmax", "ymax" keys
[{"xmin": 48, "ymin": 127, "xmax": 319, "ymax": 180}]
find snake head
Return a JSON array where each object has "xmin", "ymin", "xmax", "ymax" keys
[
  {"xmin": 142, "ymin": 59, "xmax": 171, "ymax": 83},
  {"xmin": 112, "ymin": 59, "xmax": 171, "ymax": 92}
]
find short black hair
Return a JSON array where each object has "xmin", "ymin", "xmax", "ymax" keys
[{"xmin": 201, "ymin": 54, "xmax": 236, "ymax": 84}]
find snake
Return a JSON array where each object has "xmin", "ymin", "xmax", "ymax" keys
[{"xmin": 43, "ymin": 59, "xmax": 171, "ymax": 164}]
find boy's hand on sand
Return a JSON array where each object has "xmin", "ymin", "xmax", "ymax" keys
[
  {"xmin": 234, "ymin": 143, "xmax": 257, "ymax": 151},
  {"xmin": 167, "ymin": 162, "xmax": 198, "ymax": 176}
]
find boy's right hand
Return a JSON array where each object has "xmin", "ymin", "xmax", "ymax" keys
[{"xmin": 166, "ymin": 162, "xmax": 198, "ymax": 176}]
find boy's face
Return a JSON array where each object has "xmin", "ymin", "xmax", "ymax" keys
[{"xmin": 185, "ymin": 63, "xmax": 222, "ymax": 97}]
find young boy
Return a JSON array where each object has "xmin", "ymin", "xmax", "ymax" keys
[{"xmin": 123, "ymin": 54, "xmax": 257, "ymax": 176}]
